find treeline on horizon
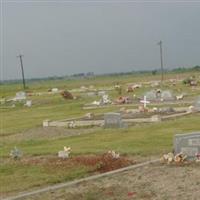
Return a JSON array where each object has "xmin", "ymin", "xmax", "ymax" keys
[{"xmin": 1, "ymin": 65, "xmax": 200, "ymax": 84}]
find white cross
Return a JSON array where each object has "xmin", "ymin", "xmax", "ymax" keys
[{"xmin": 140, "ymin": 96, "xmax": 150, "ymax": 108}]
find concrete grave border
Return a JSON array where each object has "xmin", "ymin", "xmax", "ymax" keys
[{"xmin": 43, "ymin": 108, "xmax": 195, "ymax": 128}]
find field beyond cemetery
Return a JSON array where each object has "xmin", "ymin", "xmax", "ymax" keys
[{"xmin": 0, "ymin": 71, "xmax": 200, "ymax": 199}]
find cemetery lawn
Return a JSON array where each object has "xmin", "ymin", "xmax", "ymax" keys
[
  {"xmin": 1, "ymin": 71, "xmax": 200, "ymax": 197},
  {"xmin": 1, "ymin": 114, "xmax": 200, "ymax": 197},
  {"xmin": 1, "ymin": 72, "xmax": 200, "ymax": 136}
]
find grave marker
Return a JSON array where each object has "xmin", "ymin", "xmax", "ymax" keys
[
  {"xmin": 104, "ymin": 112, "xmax": 124, "ymax": 128},
  {"xmin": 14, "ymin": 91, "xmax": 26, "ymax": 101},
  {"xmin": 43, "ymin": 120, "xmax": 50, "ymax": 127},
  {"xmin": 174, "ymin": 132, "xmax": 200, "ymax": 159},
  {"xmin": 161, "ymin": 90, "xmax": 175, "ymax": 101},
  {"xmin": 25, "ymin": 100, "xmax": 32, "ymax": 107},
  {"xmin": 58, "ymin": 151, "xmax": 70, "ymax": 159},
  {"xmin": 140, "ymin": 96, "xmax": 150, "ymax": 108},
  {"xmin": 194, "ymin": 96, "xmax": 200, "ymax": 111}
]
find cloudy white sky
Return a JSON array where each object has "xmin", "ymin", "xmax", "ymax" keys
[{"xmin": 1, "ymin": 0, "xmax": 200, "ymax": 80}]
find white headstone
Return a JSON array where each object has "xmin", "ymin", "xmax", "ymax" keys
[
  {"xmin": 51, "ymin": 88, "xmax": 59, "ymax": 93},
  {"xmin": 14, "ymin": 91, "xmax": 26, "ymax": 101},
  {"xmin": 25, "ymin": 100, "xmax": 32, "ymax": 107},
  {"xmin": 58, "ymin": 151, "xmax": 69, "ymax": 159},
  {"xmin": 43, "ymin": 120, "xmax": 50, "ymax": 127}
]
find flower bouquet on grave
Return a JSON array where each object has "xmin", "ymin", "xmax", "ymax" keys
[
  {"xmin": 195, "ymin": 153, "xmax": 200, "ymax": 163},
  {"xmin": 10, "ymin": 147, "xmax": 23, "ymax": 160}
]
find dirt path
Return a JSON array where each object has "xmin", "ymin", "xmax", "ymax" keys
[
  {"xmin": 2, "ymin": 160, "xmax": 158, "ymax": 200},
  {"xmin": 3, "ymin": 161, "xmax": 200, "ymax": 200},
  {"xmin": 22, "ymin": 163, "xmax": 200, "ymax": 200}
]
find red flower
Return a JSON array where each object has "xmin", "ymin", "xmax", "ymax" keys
[{"xmin": 128, "ymin": 192, "xmax": 136, "ymax": 197}]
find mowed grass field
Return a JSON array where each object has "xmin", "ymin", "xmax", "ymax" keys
[
  {"xmin": 1, "ymin": 71, "xmax": 199, "ymax": 135},
  {"xmin": 0, "ymin": 71, "xmax": 200, "ymax": 197}
]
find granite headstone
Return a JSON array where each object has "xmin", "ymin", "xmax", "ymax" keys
[
  {"xmin": 104, "ymin": 112, "xmax": 123, "ymax": 128},
  {"xmin": 194, "ymin": 96, "xmax": 200, "ymax": 111},
  {"xmin": 174, "ymin": 132, "xmax": 200, "ymax": 159}
]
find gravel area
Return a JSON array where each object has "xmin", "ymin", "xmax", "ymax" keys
[{"xmin": 20, "ymin": 163, "xmax": 200, "ymax": 200}]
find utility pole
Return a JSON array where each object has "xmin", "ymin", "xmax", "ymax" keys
[
  {"xmin": 157, "ymin": 40, "xmax": 164, "ymax": 84},
  {"xmin": 17, "ymin": 54, "xmax": 26, "ymax": 90}
]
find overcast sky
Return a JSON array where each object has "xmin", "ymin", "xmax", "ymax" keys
[{"xmin": 1, "ymin": 0, "xmax": 200, "ymax": 80}]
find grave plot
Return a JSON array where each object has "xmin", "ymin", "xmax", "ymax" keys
[
  {"xmin": 0, "ymin": 152, "xmax": 136, "ymax": 198},
  {"xmin": 160, "ymin": 132, "xmax": 200, "ymax": 164},
  {"xmin": 83, "ymin": 92, "xmax": 194, "ymax": 110},
  {"xmin": 18, "ymin": 153, "xmax": 135, "ymax": 174},
  {"xmin": 42, "ymin": 105, "xmax": 194, "ymax": 129},
  {"xmin": 145, "ymin": 89, "xmax": 176, "ymax": 102},
  {"xmin": 7, "ymin": 131, "xmax": 200, "ymax": 200}
]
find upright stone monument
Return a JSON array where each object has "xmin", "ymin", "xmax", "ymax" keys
[
  {"xmin": 58, "ymin": 151, "xmax": 70, "ymax": 159},
  {"xmin": 145, "ymin": 90, "xmax": 157, "ymax": 101},
  {"xmin": 145, "ymin": 90, "xmax": 175, "ymax": 101},
  {"xmin": 161, "ymin": 90, "xmax": 175, "ymax": 101},
  {"xmin": 174, "ymin": 132, "xmax": 200, "ymax": 159},
  {"xmin": 194, "ymin": 96, "xmax": 200, "ymax": 111},
  {"xmin": 43, "ymin": 120, "xmax": 50, "ymax": 127},
  {"xmin": 104, "ymin": 112, "xmax": 124, "ymax": 128},
  {"xmin": 14, "ymin": 91, "xmax": 26, "ymax": 101}
]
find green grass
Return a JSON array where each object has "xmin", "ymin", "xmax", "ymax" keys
[
  {"xmin": 1, "ymin": 71, "xmax": 199, "ymax": 97},
  {"xmin": 0, "ymin": 71, "xmax": 200, "ymax": 196},
  {"xmin": 0, "ymin": 162, "xmax": 90, "ymax": 194},
  {"xmin": 2, "ymin": 114, "xmax": 200, "ymax": 157},
  {"xmin": 0, "ymin": 100, "xmax": 85, "ymax": 135},
  {"xmin": 0, "ymin": 95, "xmax": 126, "ymax": 136},
  {"xmin": 1, "ymin": 114, "xmax": 200, "ymax": 195}
]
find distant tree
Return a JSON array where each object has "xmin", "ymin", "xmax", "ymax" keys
[
  {"xmin": 193, "ymin": 65, "xmax": 200, "ymax": 71},
  {"xmin": 152, "ymin": 70, "xmax": 157, "ymax": 75},
  {"xmin": 86, "ymin": 72, "xmax": 94, "ymax": 76}
]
